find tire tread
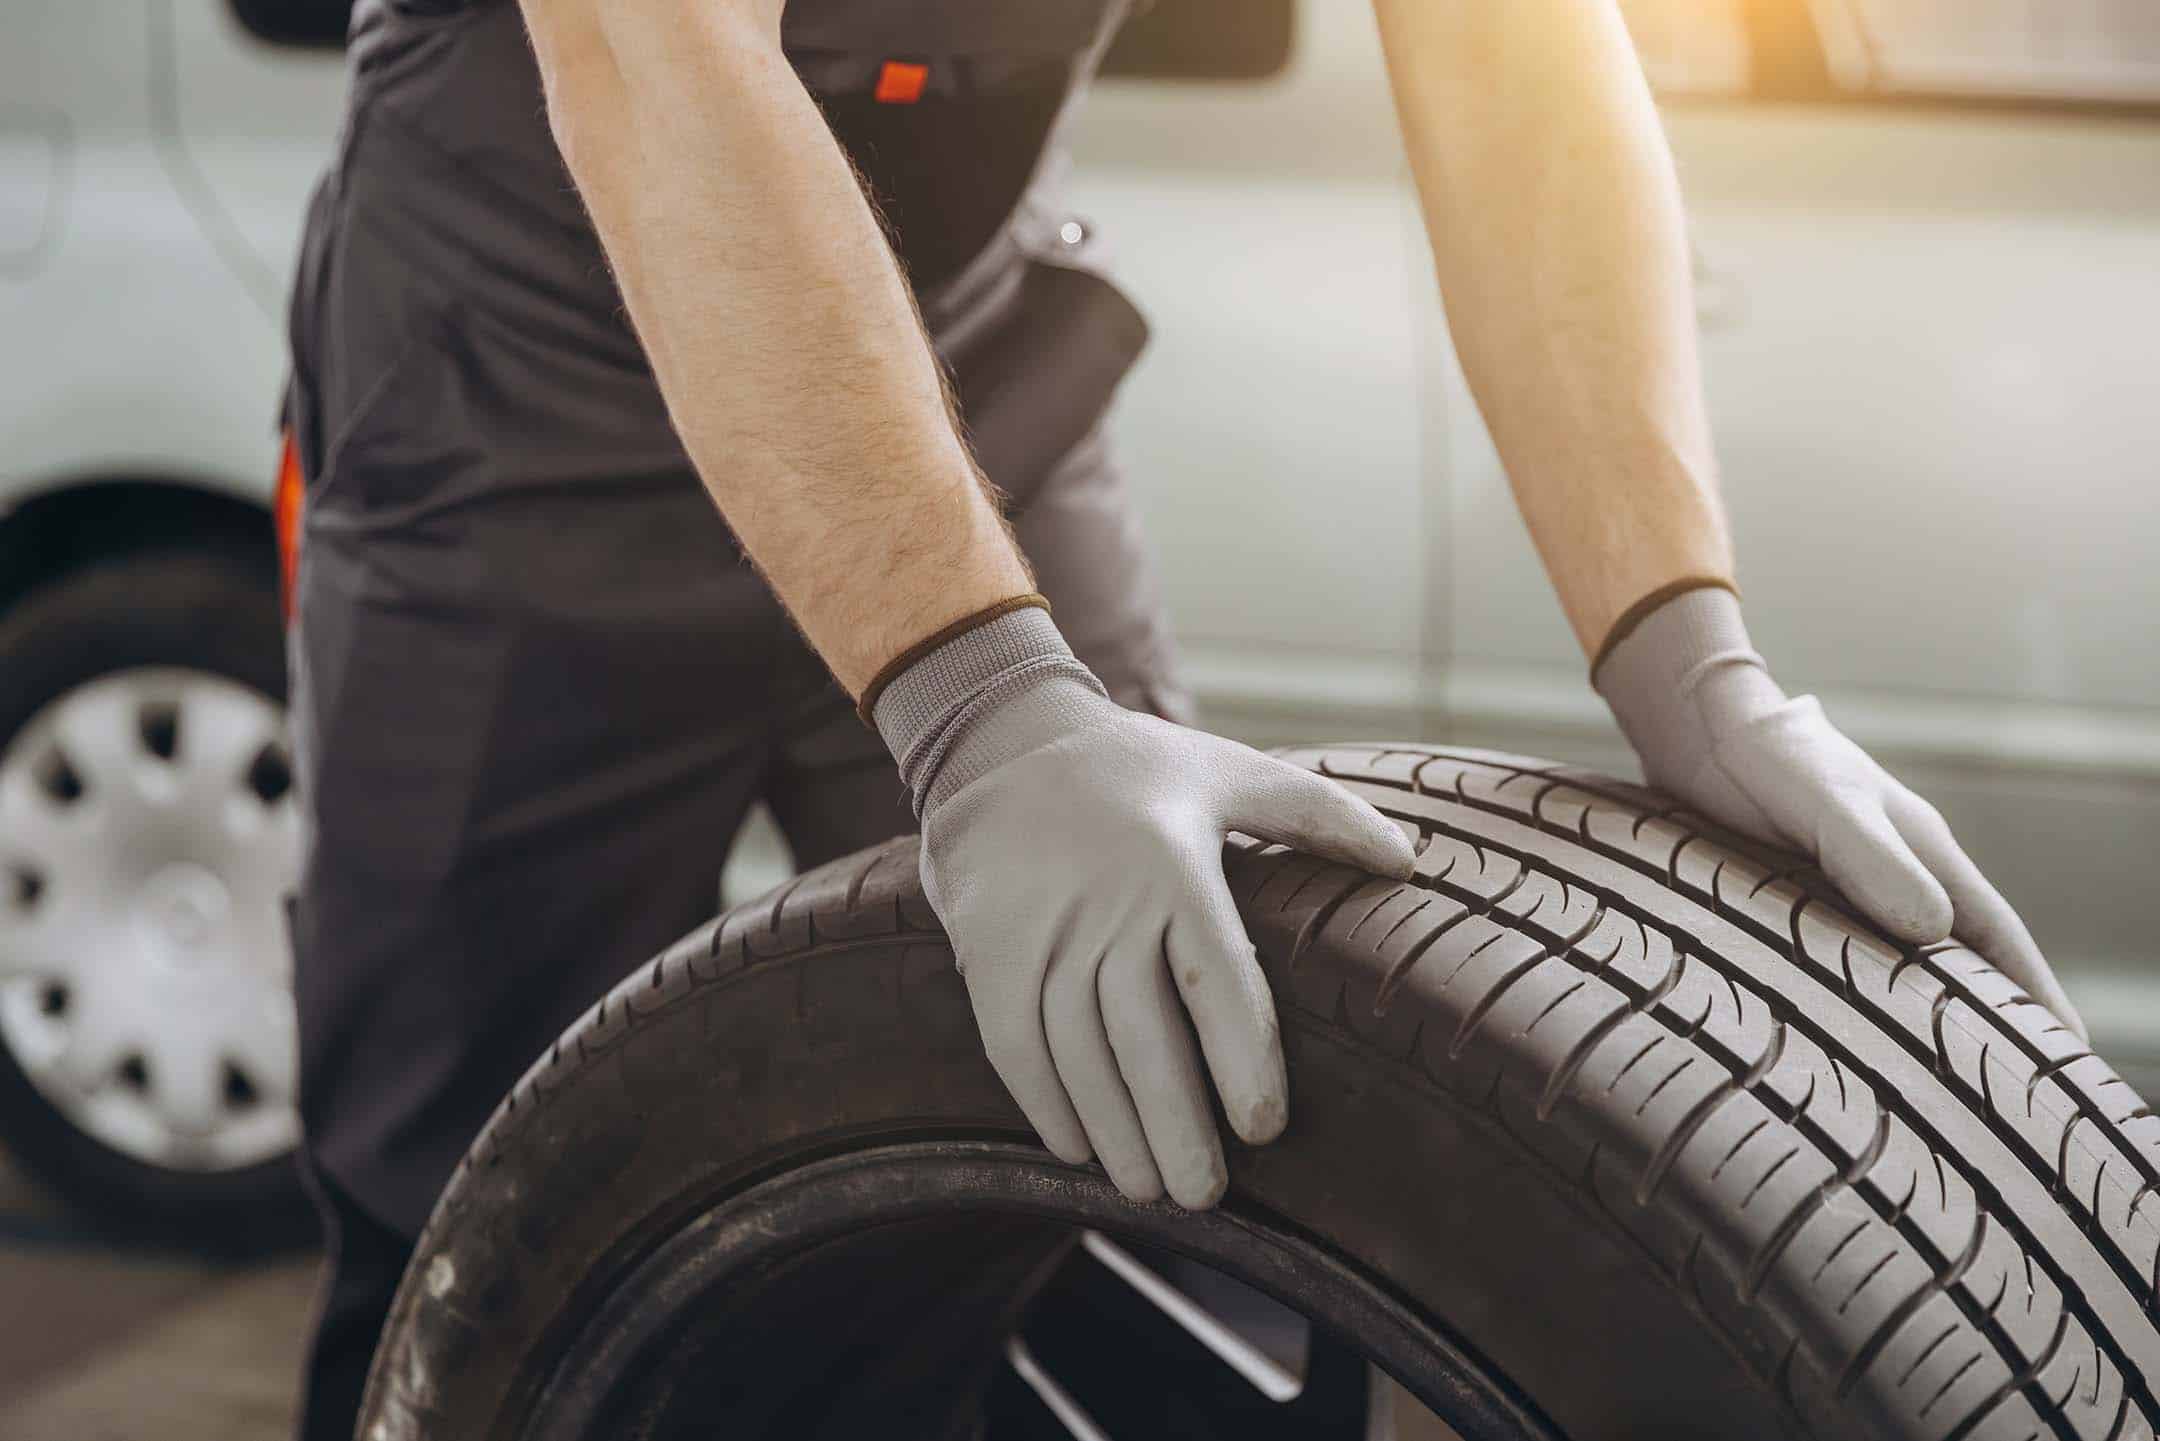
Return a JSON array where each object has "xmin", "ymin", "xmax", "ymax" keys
[{"xmin": 396, "ymin": 747, "xmax": 2160, "ymax": 1441}]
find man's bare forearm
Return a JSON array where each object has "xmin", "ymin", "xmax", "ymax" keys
[
  {"xmin": 518, "ymin": 0, "xmax": 1031, "ymax": 694},
  {"xmin": 1372, "ymin": 0, "xmax": 1732, "ymax": 660}
]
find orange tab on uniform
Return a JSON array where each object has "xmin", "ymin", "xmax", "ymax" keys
[
  {"xmin": 874, "ymin": 59, "xmax": 929, "ymax": 104},
  {"xmin": 275, "ymin": 429, "xmax": 303, "ymax": 623}
]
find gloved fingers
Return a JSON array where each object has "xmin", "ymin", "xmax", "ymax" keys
[
  {"xmin": 1815, "ymin": 801, "xmax": 1955, "ymax": 946},
  {"xmin": 1166, "ymin": 868, "xmax": 1291, "ymax": 1148},
  {"xmin": 1042, "ymin": 930, "xmax": 1166, "ymax": 1202},
  {"xmin": 961, "ymin": 958, "xmax": 1094, "ymax": 1167},
  {"xmin": 1219, "ymin": 752, "xmax": 1417, "ymax": 879},
  {"xmin": 1100, "ymin": 928, "xmax": 1227, "ymax": 1209},
  {"xmin": 1888, "ymin": 791, "xmax": 2089, "ymax": 1043}
]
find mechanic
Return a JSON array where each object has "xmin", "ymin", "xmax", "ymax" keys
[{"xmin": 279, "ymin": 0, "xmax": 2086, "ymax": 1435}]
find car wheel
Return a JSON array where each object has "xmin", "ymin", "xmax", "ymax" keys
[
  {"xmin": 360, "ymin": 743, "xmax": 2158, "ymax": 1440},
  {"xmin": 0, "ymin": 547, "xmax": 311, "ymax": 1252}
]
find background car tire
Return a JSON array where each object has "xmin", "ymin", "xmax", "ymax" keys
[
  {"xmin": 0, "ymin": 546, "xmax": 312, "ymax": 1254},
  {"xmin": 360, "ymin": 743, "xmax": 2160, "ymax": 1440}
]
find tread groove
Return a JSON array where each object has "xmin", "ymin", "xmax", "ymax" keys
[
  {"xmin": 1839, "ymin": 1211, "xmax": 1989, "ymax": 1396},
  {"xmin": 1372, "ymin": 793, "xmax": 2155, "ymax": 1424}
]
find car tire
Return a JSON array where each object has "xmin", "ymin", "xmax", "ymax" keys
[
  {"xmin": 360, "ymin": 743, "xmax": 2160, "ymax": 1440},
  {"xmin": 0, "ymin": 546, "xmax": 312, "ymax": 1254}
]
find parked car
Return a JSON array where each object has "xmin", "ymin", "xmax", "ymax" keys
[{"xmin": 2, "ymin": 0, "xmax": 2154, "ymax": 1254}]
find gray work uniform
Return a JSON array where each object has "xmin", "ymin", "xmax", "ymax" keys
[{"xmin": 282, "ymin": 1, "xmax": 1184, "ymax": 1433}]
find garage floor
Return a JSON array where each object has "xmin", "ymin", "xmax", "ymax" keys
[{"xmin": 0, "ymin": 1152, "xmax": 317, "ymax": 1441}]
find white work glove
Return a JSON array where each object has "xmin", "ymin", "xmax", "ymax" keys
[
  {"xmin": 871, "ymin": 603, "xmax": 1415, "ymax": 1209},
  {"xmin": 1596, "ymin": 584, "xmax": 2085, "ymax": 1040}
]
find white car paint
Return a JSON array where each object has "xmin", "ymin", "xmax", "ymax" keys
[{"xmin": 1, "ymin": 2, "xmax": 292, "ymax": 508}]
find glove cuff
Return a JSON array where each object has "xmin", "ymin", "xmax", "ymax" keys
[
  {"xmin": 1595, "ymin": 583, "xmax": 1783, "ymax": 777},
  {"xmin": 1594, "ymin": 583, "xmax": 1752, "ymax": 695},
  {"xmin": 872, "ymin": 604, "xmax": 1109, "ymax": 817},
  {"xmin": 858, "ymin": 593, "xmax": 1050, "ymax": 723}
]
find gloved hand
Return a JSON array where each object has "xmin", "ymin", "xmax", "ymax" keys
[
  {"xmin": 1596, "ymin": 584, "xmax": 2085, "ymax": 1040},
  {"xmin": 872, "ymin": 602, "xmax": 1416, "ymax": 1209}
]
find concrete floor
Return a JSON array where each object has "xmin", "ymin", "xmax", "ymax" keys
[{"xmin": 0, "ymin": 1152, "xmax": 317, "ymax": 1441}]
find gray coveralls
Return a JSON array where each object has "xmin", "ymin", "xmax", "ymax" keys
[{"xmin": 282, "ymin": 0, "xmax": 1184, "ymax": 1433}]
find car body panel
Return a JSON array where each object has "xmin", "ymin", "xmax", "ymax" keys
[
  {"xmin": 167, "ymin": 0, "xmax": 344, "ymax": 312},
  {"xmin": 0, "ymin": 1, "xmax": 293, "ymax": 513}
]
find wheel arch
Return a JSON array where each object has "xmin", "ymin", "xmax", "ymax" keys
[{"xmin": 0, "ymin": 473, "xmax": 276, "ymax": 621}]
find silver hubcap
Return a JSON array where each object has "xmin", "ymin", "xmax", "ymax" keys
[{"xmin": 0, "ymin": 669, "xmax": 300, "ymax": 1172}]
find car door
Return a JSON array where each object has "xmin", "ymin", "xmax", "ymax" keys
[{"xmin": 165, "ymin": 0, "xmax": 346, "ymax": 319}]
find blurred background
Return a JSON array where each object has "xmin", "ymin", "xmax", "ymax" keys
[{"xmin": 1, "ymin": 0, "xmax": 2154, "ymax": 1435}]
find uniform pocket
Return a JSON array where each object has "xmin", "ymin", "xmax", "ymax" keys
[
  {"xmin": 306, "ymin": 302, "xmax": 452, "ymax": 520},
  {"xmin": 288, "ymin": 100, "xmax": 466, "ymax": 519},
  {"xmin": 947, "ymin": 257, "xmax": 1149, "ymax": 507}
]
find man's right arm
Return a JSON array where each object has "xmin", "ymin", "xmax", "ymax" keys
[
  {"xmin": 513, "ymin": 0, "xmax": 1419, "ymax": 1209},
  {"xmin": 517, "ymin": 0, "xmax": 1029, "ymax": 694}
]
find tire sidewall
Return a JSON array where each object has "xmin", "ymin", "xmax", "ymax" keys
[
  {"xmin": 367, "ymin": 922, "xmax": 1785, "ymax": 1441},
  {"xmin": 366, "ymin": 748, "xmax": 2160, "ymax": 1441}
]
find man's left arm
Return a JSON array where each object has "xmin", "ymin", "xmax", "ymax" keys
[{"xmin": 1370, "ymin": 0, "xmax": 2084, "ymax": 1037}]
